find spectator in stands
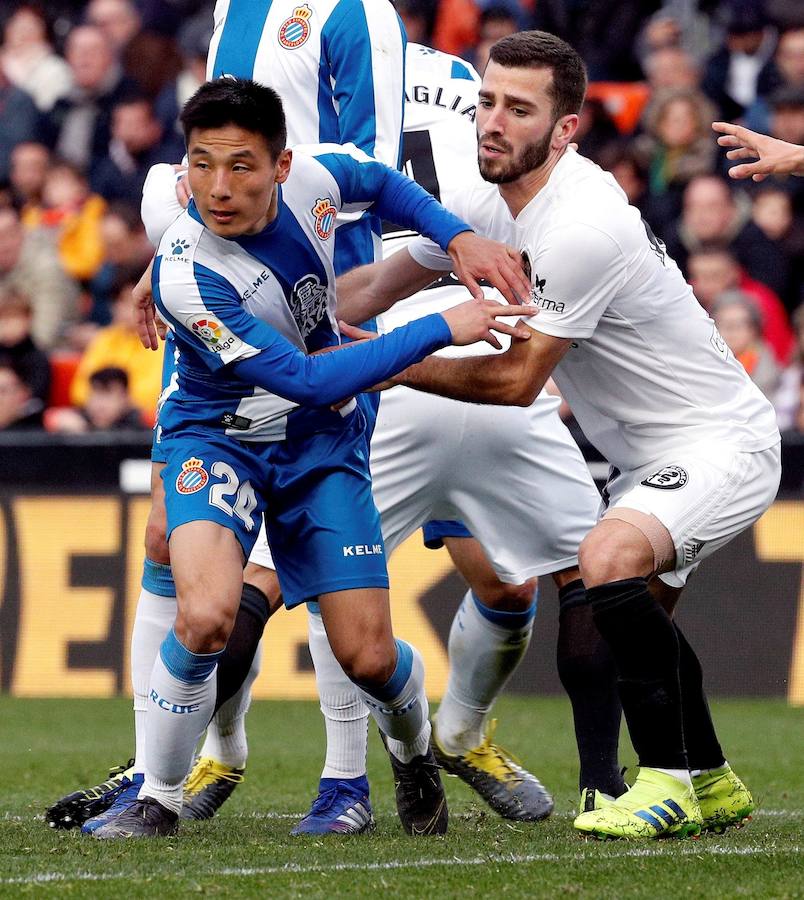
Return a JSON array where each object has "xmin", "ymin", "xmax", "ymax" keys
[
  {"xmin": 0, "ymin": 287, "xmax": 50, "ymax": 408},
  {"xmin": 531, "ymin": 0, "xmax": 661, "ymax": 81},
  {"xmin": 51, "ymin": 365, "xmax": 146, "ymax": 433},
  {"xmin": 775, "ymin": 303, "xmax": 804, "ymax": 431},
  {"xmin": 642, "ymin": 45, "xmax": 702, "ymax": 92},
  {"xmin": 153, "ymin": 17, "xmax": 208, "ymax": 141},
  {"xmin": 633, "ymin": 87, "xmax": 717, "ymax": 203},
  {"xmin": 70, "ymin": 266, "xmax": 163, "ymax": 423},
  {"xmin": 0, "ymin": 357, "xmax": 43, "ymax": 430},
  {"xmin": 10, "ymin": 141, "xmax": 49, "ymax": 212},
  {"xmin": 393, "ymin": 0, "xmax": 432, "ymax": 45},
  {"xmin": 712, "ymin": 290, "xmax": 781, "ymax": 397},
  {"xmin": 88, "ymin": 202, "xmax": 153, "ymax": 328},
  {"xmin": 0, "ymin": 67, "xmax": 41, "ymax": 183},
  {"xmin": 24, "ymin": 160, "xmax": 106, "ymax": 283},
  {"xmin": 473, "ymin": 6, "xmax": 518, "ymax": 72},
  {"xmin": 42, "ymin": 24, "xmax": 137, "ymax": 174},
  {"xmin": 0, "ymin": 4, "xmax": 72, "ymax": 113},
  {"xmin": 574, "ymin": 97, "xmax": 621, "ymax": 164},
  {"xmin": 431, "ymin": 0, "xmax": 480, "ymax": 58},
  {"xmin": 664, "ymin": 173, "xmax": 791, "ymax": 302},
  {"xmin": 0, "ymin": 206, "xmax": 80, "ymax": 351},
  {"xmin": 745, "ymin": 27, "xmax": 804, "ymax": 133},
  {"xmin": 702, "ymin": 1, "xmax": 777, "ymax": 121},
  {"xmin": 751, "ymin": 184, "xmax": 804, "ymax": 310},
  {"xmin": 92, "ymin": 95, "xmax": 184, "ymax": 206},
  {"xmin": 687, "ymin": 246, "xmax": 794, "ymax": 364},
  {"xmin": 87, "ymin": 0, "xmax": 182, "ymax": 99}
]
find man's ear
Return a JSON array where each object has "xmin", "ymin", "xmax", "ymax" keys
[
  {"xmin": 553, "ymin": 114, "xmax": 579, "ymax": 148},
  {"xmin": 275, "ymin": 148, "xmax": 292, "ymax": 184}
]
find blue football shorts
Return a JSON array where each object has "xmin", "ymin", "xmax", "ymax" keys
[
  {"xmin": 422, "ymin": 519, "xmax": 473, "ymax": 549},
  {"xmin": 161, "ymin": 410, "xmax": 388, "ymax": 608}
]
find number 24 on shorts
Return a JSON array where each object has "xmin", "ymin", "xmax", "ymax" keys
[{"xmin": 208, "ymin": 461, "xmax": 258, "ymax": 531}]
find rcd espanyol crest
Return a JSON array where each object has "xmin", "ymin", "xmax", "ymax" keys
[
  {"xmin": 175, "ymin": 457, "xmax": 209, "ymax": 494},
  {"xmin": 312, "ymin": 197, "xmax": 336, "ymax": 239},
  {"xmin": 278, "ymin": 4, "xmax": 313, "ymax": 48}
]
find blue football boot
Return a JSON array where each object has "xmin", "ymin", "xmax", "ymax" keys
[
  {"xmin": 291, "ymin": 776, "xmax": 375, "ymax": 835},
  {"xmin": 81, "ymin": 772, "xmax": 144, "ymax": 834}
]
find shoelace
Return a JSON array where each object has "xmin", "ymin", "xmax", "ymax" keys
[
  {"xmin": 184, "ymin": 760, "xmax": 243, "ymax": 796},
  {"xmin": 464, "ymin": 720, "xmax": 527, "ymax": 785},
  {"xmin": 307, "ymin": 787, "xmax": 341, "ymax": 816}
]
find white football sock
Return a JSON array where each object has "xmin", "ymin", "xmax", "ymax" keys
[
  {"xmin": 131, "ymin": 561, "xmax": 177, "ymax": 775},
  {"xmin": 308, "ymin": 609, "xmax": 368, "ymax": 780},
  {"xmin": 435, "ymin": 590, "xmax": 535, "ymax": 755},
  {"xmin": 201, "ymin": 643, "xmax": 263, "ymax": 769},
  {"xmin": 354, "ymin": 639, "xmax": 430, "ymax": 764},
  {"xmin": 141, "ymin": 629, "xmax": 220, "ymax": 815}
]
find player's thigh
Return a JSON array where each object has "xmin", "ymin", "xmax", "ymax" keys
[
  {"xmin": 265, "ymin": 419, "xmax": 389, "ymax": 610},
  {"xmin": 161, "ymin": 433, "xmax": 266, "ymax": 563},
  {"xmin": 445, "ymin": 396, "xmax": 600, "ymax": 584},
  {"xmin": 442, "ymin": 535, "xmax": 537, "ymax": 609},
  {"xmin": 369, "ymin": 386, "xmax": 457, "ymax": 555},
  {"xmin": 145, "ymin": 461, "xmax": 170, "ymax": 564},
  {"xmin": 244, "ymin": 521, "xmax": 283, "ymax": 612},
  {"xmin": 606, "ymin": 442, "xmax": 781, "ymax": 589}
]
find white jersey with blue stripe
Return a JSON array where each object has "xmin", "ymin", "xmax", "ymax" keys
[
  {"xmin": 152, "ymin": 143, "xmax": 466, "ymax": 443},
  {"xmin": 207, "ymin": 0, "xmax": 406, "ymax": 275}
]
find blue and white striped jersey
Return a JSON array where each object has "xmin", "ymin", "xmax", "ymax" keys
[
  {"xmin": 152, "ymin": 144, "xmax": 467, "ymax": 443},
  {"xmin": 207, "ymin": 0, "xmax": 406, "ymax": 274}
]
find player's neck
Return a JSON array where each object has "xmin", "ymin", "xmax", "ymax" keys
[{"xmin": 498, "ymin": 147, "xmax": 565, "ymax": 219}]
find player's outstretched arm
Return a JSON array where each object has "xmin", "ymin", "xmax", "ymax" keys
[
  {"xmin": 712, "ymin": 121, "xmax": 804, "ymax": 180},
  {"xmin": 336, "ymin": 249, "xmax": 444, "ymax": 324},
  {"xmin": 133, "ymin": 258, "xmax": 159, "ymax": 350},
  {"xmin": 383, "ymin": 322, "xmax": 571, "ymax": 406}
]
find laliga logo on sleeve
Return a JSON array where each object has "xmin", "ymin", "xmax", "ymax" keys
[
  {"xmin": 278, "ymin": 4, "xmax": 313, "ymax": 48},
  {"xmin": 176, "ymin": 457, "xmax": 209, "ymax": 494},
  {"xmin": 312, "ymin": 197, "xmax": 336, "ymax": 239},
  {"xmin": 187, "ymin": 316, "xmax": 241, "ymax": 354},
  {"xmin": 191, "ymin": 317, "xmax": 223, "ymax": 344}
]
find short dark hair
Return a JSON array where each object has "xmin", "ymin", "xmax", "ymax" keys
[
  {"xmin": 488, "ymin": 30, "xmax": 587, "ymax": 120},
  {"xmin": 89, "ymin": 367, "xmax": 129, "ymax": 391},
  {"xmin": 180, "ymin": 77, "xmax": 287, "ymax": 160}
]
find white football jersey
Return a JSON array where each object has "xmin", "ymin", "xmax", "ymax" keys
[
  {"xmin": 379, "ymin": 45, "xmax": 506, "ymax": 360},
  {"xmin": 409, "ymin": 148, "xmax": 781, "ymax": 470}
]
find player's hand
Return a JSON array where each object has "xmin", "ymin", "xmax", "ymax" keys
[
  {"xmin": 133, "ymin": 258, "xmax": 159, "ymax": 350},
  {"xmin": 172, "ymin": 164, "xmax": 191, "ymax": 208},
  {"xmin": 446, "ymin": 232, "xmax": 531, "ymax": 305},
  {"xmin": 441, "ymin": 298, "xmax": 535, "ymax": 350},
  {"xmin": 712, "ymin": 121, "xmax": 804, "ymax": 180}
]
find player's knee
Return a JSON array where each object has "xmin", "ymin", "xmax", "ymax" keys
[
  {"xmin": 338, "ymin": 642, "xmax": 396, "ymax": 688},
  {"xmin": 475, "ymin": 577, "xmax": 537, "ymax": 611},
  {"xmin": 174, "ymin": 603, "xmax": 235, "ymax": 654},
  {"xmin": 578, "ymin": 525, "xmax": 653, "ymax": 588}
]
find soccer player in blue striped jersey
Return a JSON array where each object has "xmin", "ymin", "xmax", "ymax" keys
[{"xmin": 91, "ymin": 77, "xmax": 532, "ymax": 839}]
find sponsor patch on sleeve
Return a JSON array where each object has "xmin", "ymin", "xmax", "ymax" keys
[{"xmin": 185, "ymin": 315, "xmax": 243, "ymax": 356}]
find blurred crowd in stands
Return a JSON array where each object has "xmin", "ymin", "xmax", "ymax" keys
[{"xmin": 0, "ymin": 0, "xmax": 802, "ymax": 438}]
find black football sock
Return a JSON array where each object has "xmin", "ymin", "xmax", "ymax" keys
[
  {"xmin": 215, "ymin": 583, "xmax": 270, "ymax": 712},
  {"xmin": 674, "ymin": 622, "xmax": 725, "ymax": 771},
  {"xmin": 589, "ymin": 577, "xmax": 688, "ymax": 770},
  {"xmin": 557, "ymin": 579, "xmax": 626, "ymax": 797}
]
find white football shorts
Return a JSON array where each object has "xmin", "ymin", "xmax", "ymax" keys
[
  {"xmin": 249, "ymin": 385, "xmax": 601, "ymax": 584},
  {"xmin": 601, "ymin": 441, "xmax": 782, "ymax": 587}
]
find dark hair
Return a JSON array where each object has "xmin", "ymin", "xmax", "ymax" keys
[
  {"xmin": 180, "ymin": 77, "xmax": 287, "ymax": 159},
  {"xmin": 89, "ymin": 366, "xmax": 129, "ymax": 391},
  {"xmin": 488, "ymin": 30, "xmax": 587, "ymax": 120}
]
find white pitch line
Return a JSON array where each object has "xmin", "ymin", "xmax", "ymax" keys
[
  {"xmin": 1, "ymin": 844, "xmax": 801, "ymax": 887},
  {"xmin": 5, "ymin": 808, "xmax": 801, "ymax": 823}
]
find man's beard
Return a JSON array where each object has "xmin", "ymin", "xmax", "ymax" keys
[{"xmin": 478, "ymin": 128, "xmax": 553, "ymax": 184}]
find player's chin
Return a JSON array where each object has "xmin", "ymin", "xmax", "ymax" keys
[{"xmin": 478, "ymin": 159, "xmax": 510, "ymax": 184}]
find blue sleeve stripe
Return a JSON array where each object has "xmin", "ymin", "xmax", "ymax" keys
[
  {"xmin": 320, "ymin": 0, "xmax": 377, "ymax": 155},
  {"xmin": 209, "ymin": 0, "xmax": 273, "ymax": 78},
  {"xmin": 451, "ymin": 60, "xmax": 476, "ymax": 81}
]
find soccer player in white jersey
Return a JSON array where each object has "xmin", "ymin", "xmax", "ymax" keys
[
  {"xmin": 233, "ymin": 43, "xmax": 604, "ymax": 834},
  {"xmin": 339, "ymin": 31, "xmax": 782, "ymax": 840},
  {"xmin": 88, "ymin": 77, "xmax": 531, "ymax": 840},
  {"xmin": 44, "ymin": 0, "xmax": 409, "ymax": 835}
]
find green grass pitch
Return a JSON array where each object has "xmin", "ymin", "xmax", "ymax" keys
[{"xmin": 0, "ymin": 696, "xmax": 801, "ymax": 898}]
